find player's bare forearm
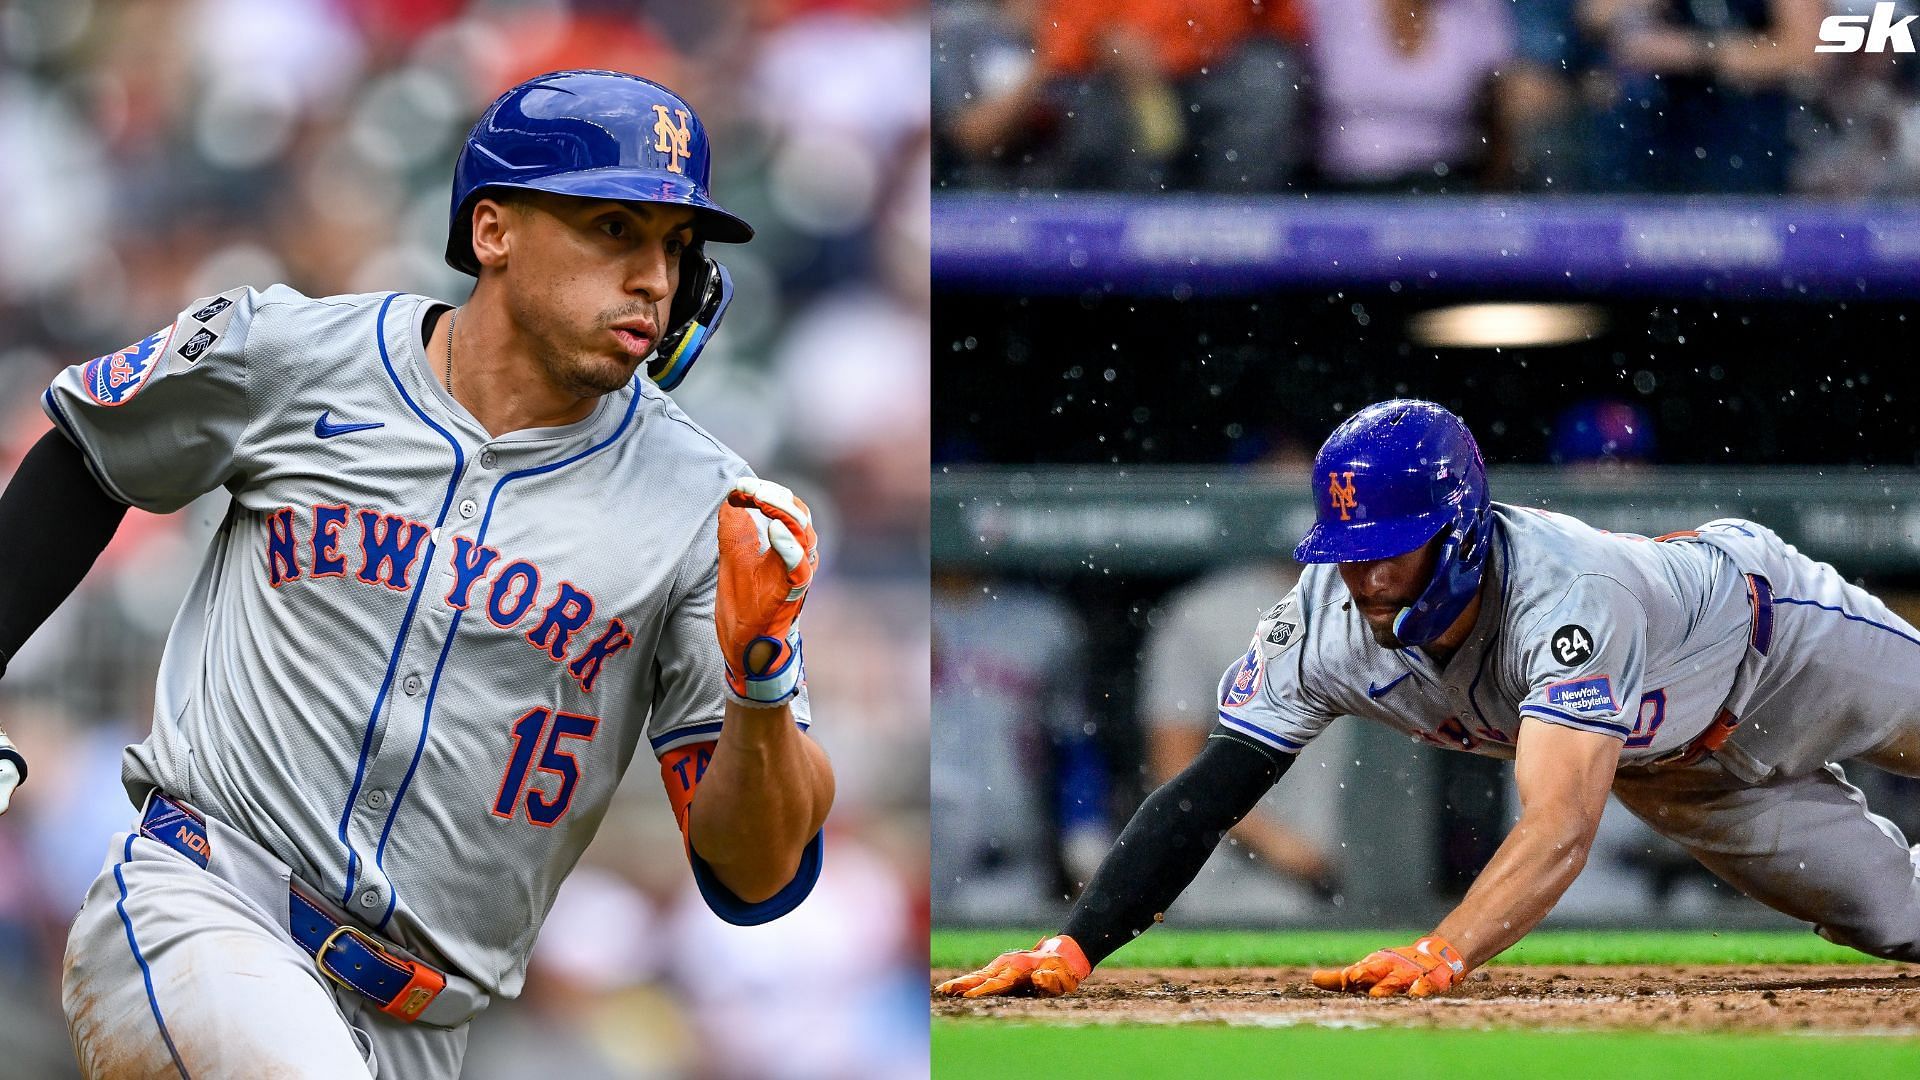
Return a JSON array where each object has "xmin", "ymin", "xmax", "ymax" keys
[
  {"xmin": 1432, "ymin": 805, "xmax": 1598, "ymax": 967},
  {"xmin": 688, "ymin": 701, "xmax": 834, "ymax": 903},
  {"xmin": 1436, "ymin": 718, "xmax": 1619, "ymax": 968}
]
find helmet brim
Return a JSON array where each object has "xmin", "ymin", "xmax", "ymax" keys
[
  {"xmin": 444, "ymin": 169, "xmax": 754, "ymax": 275},
  {"xmin": 526, "ymin": 169, "xmax": 754, "ymax": 243},
  {"xmin": 1293, "ymin": 514, "xmax": 1447, "ymax": 564}
]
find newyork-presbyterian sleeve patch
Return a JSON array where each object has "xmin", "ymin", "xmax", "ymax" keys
[{"xmin": 1544, "ymin": 675, "xmax": 1617, "ymax": 715}]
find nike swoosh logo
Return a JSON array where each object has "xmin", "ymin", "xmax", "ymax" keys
[
  {"xmin": 1367, "ymin": 673, "xmax": 1412, "ymax": 699},
  {"xmin": 314, "ymin": 411, "xmax": 384, "ymax": 439}
]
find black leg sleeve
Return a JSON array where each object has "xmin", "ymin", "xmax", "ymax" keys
[
  {"xmin": 0, "ymin": 429, "xmax": 129, "ymax": 675},
  {"xmin": 1061, "ymin": 728, "xmax": 1292, "ymax": 965}
]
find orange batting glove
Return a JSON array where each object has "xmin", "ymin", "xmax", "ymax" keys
[
  {"xmin": 1310, "ymin": 934, "xmax": 1467, "ymax": 998},
  {"xmin": 716, "ymin": 477, "xmax": 818, "ymax": 707},
  {"xmin": 934, "ymin": 935, "xmax": 1092, "ymax": 998}
]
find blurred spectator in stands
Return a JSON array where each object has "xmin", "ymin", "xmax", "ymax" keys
[
  {"xmin": 1794, "ymin": 4, "xmax": 1920, "ymax": 196},
  {"xmin": 1302, "ymin": 0, "xmax": 1517, "ymax": 192},
  {"xmin": 932, "ymin": 573, "xmax": 1108, "ymax": 922},
  {"xmin": 1137, "ymin": 557, "xmax": 1351, "ymax": 922},
  {"xmin": 665, "ymin": 831, "xmax": 927, "ymax": 1080},
  {"xmin": 934, "ymin": 0, "xmax": 1307, "ymax": 191},
  {"xmin": 1549, "ymin": 398, "xmax": 1657, "ymax": 469},
  {"xmin": 1500, "ymin": 0, "xmax": 1626, "ymax": 191},
  {"xmin": 1579, "ymin": 0, "xmax": 1824, "ymax": 193}
]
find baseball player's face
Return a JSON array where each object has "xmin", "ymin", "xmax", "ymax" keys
[
  {"xmin": 491, "ymin": 193, "xmax": 692, "ymax": 397},
  {"xmin": 1338, "ymin": 531, "xmax": 1446, "ymax": 648}
]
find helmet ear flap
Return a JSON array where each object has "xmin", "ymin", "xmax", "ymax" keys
[{"xmin": 648, "ymin": 246, "xmax": 733, "ymax": 391}]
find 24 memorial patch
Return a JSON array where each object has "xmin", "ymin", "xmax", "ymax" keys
[{"xmin": 1551, "ymin": 624, "xmax": 1594, "ymax": 666}]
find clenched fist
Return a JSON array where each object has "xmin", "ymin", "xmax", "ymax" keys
[{"xmin": 715, "ymin": 478, "xmax": 818, "ymax": 707}]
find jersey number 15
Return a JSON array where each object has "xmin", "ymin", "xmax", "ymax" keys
[{"xmin": 492, "ymin": 707, "xmax": 602, "ymax": 827}]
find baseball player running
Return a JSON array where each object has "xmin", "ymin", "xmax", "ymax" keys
[
  {"xmin": 940, "ymin": 398, "xmax": 1920, "ymax": 1000},
  {"xmin": 0, "ymin": 70, "xmax": 833, "ymax": 1077}
]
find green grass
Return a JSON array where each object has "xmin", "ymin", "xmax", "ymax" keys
[
  {"xmin": 933, "ymin": 927, "xmax": 1879, "ymax": 969},
  {"xmin": 933, "ymin": 1022, "xmax": 1920, "ymax": 1080}
]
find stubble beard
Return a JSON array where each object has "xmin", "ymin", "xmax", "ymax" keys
[
  {"xmin": 1366, "ymin": 617, "xmax": 1406, "ymax": 650},
  {"xmin": 542, "ymin": 347, "xmax": 639, "ymax": 398}
]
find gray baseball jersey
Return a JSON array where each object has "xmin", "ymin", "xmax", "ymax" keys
[
  {"xmin": 1215, "ymin": 505, "xmax": 1920, "ymax": 967},
  {"xmin": 43, "ymin": 285, "xmax": 811, "ymax": 998},
  {"xmin": 1218, "ymin": 504, "xmax": 1756, "ymax": 765}
]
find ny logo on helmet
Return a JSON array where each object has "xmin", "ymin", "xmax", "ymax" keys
[
  {"xmin": 1327, "ymin": 471, "xmax": 1357, "ymax": 521},
  {"xmin": 651, "ymin": 105, "xmax": 693, "ymax": 174}
]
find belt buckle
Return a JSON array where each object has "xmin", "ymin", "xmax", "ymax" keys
[
  {"xmin": 315, "ymin": 923, "xmax": 385, "ymax": 990},
  {"xmin": 316, "ymin": 922, "xmax": 446, "ymax": 1022}
]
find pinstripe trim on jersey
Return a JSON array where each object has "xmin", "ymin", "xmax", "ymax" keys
[
  {"xmin": 1217, "ymin": 710, "xmax": 1306, "ymax": 752},
  {"xmin": 375, "ymin": 376, "xmax": 644, "ymax": 930},
  {"xmin": 646, "ymin": 715, "xmax": 815, "ymax": 755},
  {"xmin": 340, "ymin": 293, "xmax": 467, "ymax": 909},
  {"xmin": 1773, "ymin": 596, "xmax": 1920, "ymax": 649},
  {"xmin": 1518, "ymin": 703, "xmax": 1631, "ymax": 738},
  {"xmin": 113, "ymin": 834, "xmax": 191, "ymax": 1079}
]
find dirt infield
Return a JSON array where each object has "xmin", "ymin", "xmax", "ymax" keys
[{"xmin": 932, "ymin": 965, "xmax": 1920, "ymax": 1034}]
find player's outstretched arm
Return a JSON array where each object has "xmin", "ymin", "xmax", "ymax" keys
[
  {"xmin": 0, "ymin": 429, "xmax": 131, "ymax": 816},
  {"xmin": 686, "ymin": 479, "xmax": 835, "ymax": 903},
  {"xmin": 1311, "ymin": 717, "xmax": 1619, "ymax": 997},
  {"xmin": 936, "ymin": 731, "xmax": 1290, "ymax": 997}
]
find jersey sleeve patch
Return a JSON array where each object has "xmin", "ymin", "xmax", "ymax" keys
[
  {"xmin": 82, "ymin": 324, "xmax": 175, "ymax": 406},
  {"xmin": 1256, "ymin": 595, "xmax": 1302, "ymax": 659},
  {"xmin": 1543, "ymin": 675, "xmax": 1617, "ymax": 715},
  {"xmin": 1221, "ymin": 643, "xmax": 1265, "ymax": 707},
  {"xmin": 1548, "ymin": 623, "xmax": 1596, "ymax": 666}
]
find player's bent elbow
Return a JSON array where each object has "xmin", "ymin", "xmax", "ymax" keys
[{"xmin": 713, "ymin": 854, "xmax": 804, "ymax": 905}]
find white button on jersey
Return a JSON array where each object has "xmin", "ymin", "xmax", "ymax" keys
[{"xmin": 459, "ymin": 498, "xmax": 477, "ymax": 518}]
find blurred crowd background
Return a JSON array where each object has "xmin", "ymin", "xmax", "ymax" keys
[
  {"xmin": 0, "ymin": 0, "xmax": 929, "ymax": 1077},
  {"xmin": 930, "ymin": 1, "xmax": 1920, "ymax": 936},
  {"xmin": 935, "ymin": 0, "xmax": 1920, "ymax": 196}
]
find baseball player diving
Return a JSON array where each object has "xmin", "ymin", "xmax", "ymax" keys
[
  {"xmin": 0, "ymin": 69, "xmax": 833, "ymax": 1077},
  {"xmin": 940, "ymin": 398, "xmax": 1920, "ymax": 1000}
]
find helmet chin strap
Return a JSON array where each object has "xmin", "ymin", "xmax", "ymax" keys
[
  {"xmin": 1389, "ymin": 516, "xmax": 1488, "ymax": 647},
  {"xmin": 647, "ymin": 254, "xmax": 734, "ymax": 391}
]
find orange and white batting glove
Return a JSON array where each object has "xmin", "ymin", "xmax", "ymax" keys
[
  {"xmin": 1310, "ymin": 934, "xmax": 1467, "ymax": 998},
  {"xmin": 716, "ymin": 478, "xmax": 818, "ymax": 707},
  {"xmin": 0, "ymin": 729, "xmax": 25, "ymax": 816},
  {"xmin": 934, "ymin": 935, "xmax": 1092, "ymax": 998}
]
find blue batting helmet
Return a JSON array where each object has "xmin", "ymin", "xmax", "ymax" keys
[
  {"xmin": 1293, "ymin": 400, "xmax": 1491, "ymax": 646},
  {"xmin": 446, "ymin": 69, "xmax": 752, "ymax": 390}
]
